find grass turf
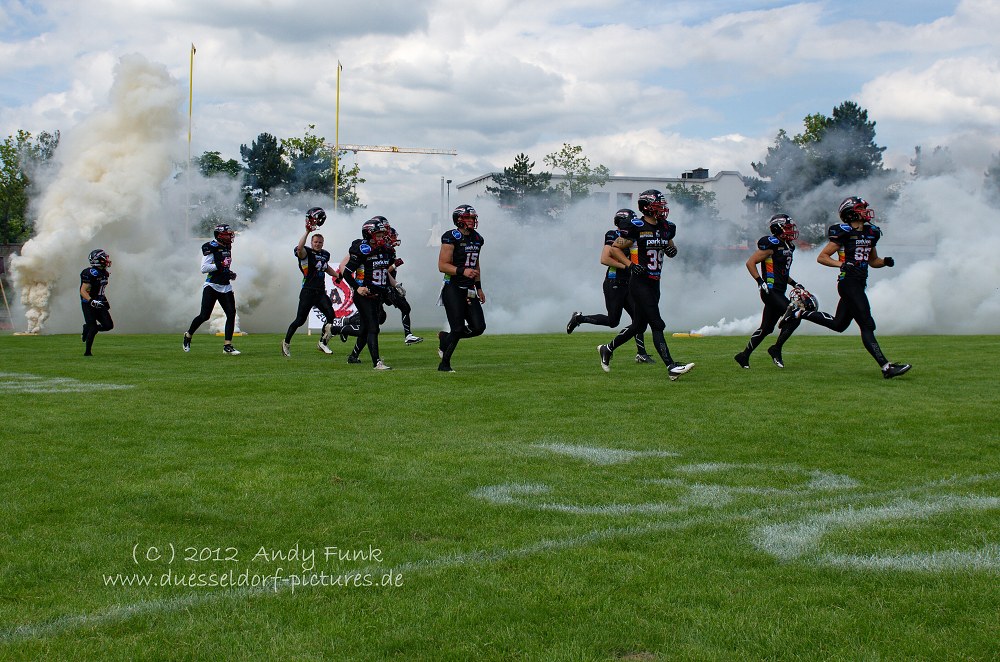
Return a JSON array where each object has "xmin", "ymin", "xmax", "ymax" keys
[{"xmin": 1, "ymin": 331, "xmax": 998, "ymax": 660}]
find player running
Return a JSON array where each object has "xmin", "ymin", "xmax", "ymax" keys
[
  {"xmin": 183, "ymin": 223, "xmax": 240, "ymax": 355},
  {"xmin": 80, "ymin": 249, "xmax": 114, "ymax": 356},
  {"xmin": 436, "ymin": 204, "xmax": 486, "ymax": 373},
  {"xmin": 282, "ymin": 207, "xmax": 339, "ymax": 358}
]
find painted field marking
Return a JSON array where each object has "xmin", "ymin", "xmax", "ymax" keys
[{"xmin": 0, "ymin": 372, "xmax": 133, "ymax": 394}]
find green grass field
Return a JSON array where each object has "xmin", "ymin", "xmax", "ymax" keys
[{"xmin": 1, "ymin": 331, "xmax": 998, "ymax": 660}]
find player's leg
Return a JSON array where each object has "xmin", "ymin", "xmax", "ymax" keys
[
  {"xmin": 184, "ymin": 287, "xmax": 218, "ymax": 350},
  {"xmin": 439, "ymin": 284, "xmax": 469, "ymax": 371},
  {"xmin": 284, "ymin": 290, "xmax": 314, "ymax": 353}
]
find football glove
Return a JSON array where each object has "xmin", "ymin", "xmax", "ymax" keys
[
  {"xmin": 629, "ymin": 263, "xmax": 648, "ymax": 278},
  {"xmin": 394, "ymin": 283, "xmax": 407, "ymax": 298},
  {"xmin": 756, "ymin": 279, "xmax": 768, "ymax": 294},
  {"xmin": 228, "ymin": 271, "xmax": 237, "ymax": 281},
  {"xmin": 664, "ymin": 245, "xmax": 678, "ymax": 258},
  {"xmin": 883, "ymin": 256, "xmax": 895, "ymax": 267},
  {"xmin": 394, "ymin": 258, "xmax": 404, "ymax": 267}
]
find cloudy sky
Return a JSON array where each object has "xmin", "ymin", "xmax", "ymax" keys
[{"xmin": 2, "ymin": 0, "xmax": 999, "ymax": 209}]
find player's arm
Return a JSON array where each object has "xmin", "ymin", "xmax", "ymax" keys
[
  {"xmin": 295, "ymin": 230, "xmax": 309, "ymax": 260},
  {"xmin": 601, "ymin": 244, "xmax": 631, "ymax": 269},
  {"xmin": 438, "ymin": 243, "xmax": 478, "ymax": 279},
  {"xmin": 745, "ymin": 249, "xmax": 770, "ymax": 280},
  {"xmin": 816, "ymin": 241, "xmax": 841, "ymax": 268},
  {"xmin": 80, "ymin": 282, "xmax": 92, "ymax": 301},
  {"xmin": 475, "ymin": 256, "xmax": 485, "ymax": 303},
  {"xmin": 200, "ymin": 254, "xmax": 217, "ymax": 273},
  {"xmin": 868, "ymin": 247, "xmax": 895, "ymax": 268},
  {"xmin": 333, "ymin": 252, "xmax": 351, "ymax": 283}
]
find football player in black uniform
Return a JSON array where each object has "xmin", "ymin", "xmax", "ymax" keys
[
  {"xmin": 384, "ymin": 223, "xmax": 423, "ymax": 346},
  {"xmin": 339, "ymin": 216, "xmax": 394, "ymax": 370},
  {"xmin": 183, "ymin": 223, "xmax": 240, "ymax": 355},
  {"xmin": 282, "ymin": 207, "xmax": 339, "ymax": 358},
  {"xmin": 794, "ymin": 196, "xmax": 911, "ymax": 379},
  {"xmin": 597, "ymin": 190, "xmax": 694, "ymax": 380},
  {"xmin": 734, "ymin": 214, "xmax": 807, "ymax": 369},
  {"xmin": 436, "ymin": 204, "xmax": 486, "ymax": 372},
  {"xmin": 80, "ymin": 249, "xmax": 114, "ymax": 356},
  {"xmin": 566, "ymin": 208, "xmax": 653, "ymax": 363}
]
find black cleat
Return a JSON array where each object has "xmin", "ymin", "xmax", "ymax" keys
[
  {"xmin": 598, "ymin": 344, "xmax": 613, "ymax": 372},
  {"xmin": 566, "ymin": 312, "xmax": 582, "ymax": 334},
  {"xmin": 734, "ymin": 352, "xmax": 750, "ymax": 369},
  {"xmin": 635, "ymin": 354, "xmax": 656, "ymax": 364},
  {"xmin": 437, "ymin": 363, "xmax": 455, "ymax": 373},
  {"xmin": 347, "ymin": 354, "xmax": 362, "ymax": 364},
  {"xmin": 767, "ymin": 346, "xmax": 784, "ymax": 368},
  {"xmin": 667, "ymin": 362, "xmax": 695, "ymax": 381},
  {"xmin": 882, "ymin": 363, "xmax": 912, "ymax": 379},
  {"xmin": 182, "ymin": 332, "xmax": 192, "ymax": 352}
]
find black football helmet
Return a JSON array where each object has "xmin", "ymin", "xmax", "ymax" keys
[
  {"xmin": 213, "ymin": 223, "xmax": 235, "ymax": 246},
  {"xmin": 637, "ymin": 189, "xmax": 669, "ymax": 222},
  {"xmin": 387, "ymin": 224, "xmax": 401, "ymax": 247},
  {"xmin": 452, "ymin": 204, "xmax": 478, "ymax": 230},
  {"xmin": 306, "ymin": 207, "xmax": 327, "ymax": 227},
  {"xmin": 769, "ymin": 214, "xmax": 799, "ymax": 241},
  {"xmin": 88, "ymin": 249, "xmax": 111, "ymax": 269},
  {"xmin": 838, "ymin": 196, "xmax": 874, "ymax": 224},
  {"xmin": 362, "ymin": 216, "xmax": 390, "ymax": 247},
  {"xmin": 613, "ymin": 208, "xmax": 637, "ymax": 231}
]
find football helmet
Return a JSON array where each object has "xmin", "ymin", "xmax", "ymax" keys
[
  {"xmin": 768, "ymin": 214, "xmax": 799, "ymax": 241},
  {"xmin": 838, "ymin": 196, "xmax": 874, "ymax": 224},
  {"xmin": 362, "ymin": 216, "xmax": 390, "ymax": 247},
  {"xmin": 789, "ymin": 284, "xmax": 818, "ymax": 314},
  {"xmin": 306, "ymin": 207, "xmax": 327, "ymax": 227},
  {"xmin": 613, "ymin": 208, "xmax": 637, "ymax": 230},
  {"xmin": 387, "ymin": 224, "xmax": 401, "ymax": 247},
  {"xmin": 213, "ymin": 224, "xmax": 235, "ymax": 246},
  {"xmin": 452, "ymin": 204, "xmax": 478, "ymax": 230},
  {"xmin": 637, "ymin": 189, "xmax": 669, "ymax": 222},
  {"xmin": 88, "ymin": 249, "xmax": 111, "ymax": 269}
]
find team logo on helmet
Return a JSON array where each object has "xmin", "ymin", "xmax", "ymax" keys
[
  {"xmin": 768, "ymin": 214, "xmax": 799, "ymax": 242},
  {"xmin": 88, "ymin": 249, "xmax": 111, "ymax": 269},
  {"xmin": 452, "ymin": 204, "xmax": 478, "ymax": 230},
  {"xmin": 838, "ymin": 196, "xmax": 874, "ymax": 224},
  {"xmin": 637, "ymin": 190, "xmax": 669, "ymax": 222}
]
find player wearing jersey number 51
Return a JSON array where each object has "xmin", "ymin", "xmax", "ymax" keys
[
  {"xmin": 800, "ymin": 196, "xmax": 911, "ymax": 379},
  {"xmin": 436, "ymin": 204, "xmax": 486, "ymax": 373}
]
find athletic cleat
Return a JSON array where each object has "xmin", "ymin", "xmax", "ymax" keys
[
  {"xmin": 767, "ymin": 345, "xmax": 784, "ymax": 368},
  {"xmin": 373, "ymin": 359, "xmax": 392, "ymax": 371},
  {"xmin": 667, "ymin": 362, "xmax": 695, "ymax": 381},
  {"xmin": 882, "ymin": 363, "xmax": 912, "ymax": 379},
  {"xmin": 405, "ymin": 334, "xmax": 424, "ymax": 345},
  {"xmin": 182, "ymin": 332, "xmax": 191, "ymax": 352},
  {"xmin": 347, "ymin": 354, "xmax": 361, "ymax": 364},
  {"xmin": 566, "ymin": 312, "xmax": 582, "ymax": 334},
  {"xmin": 223, "ymin": 344, "xmax": 241, "ymax": 356},
  {"xmin": 321, "ymin": 322, "xmax": 333, "ymax": 344},
  {"xmin": 734, "ymin": 352, "xmax": 750, "ymax": 369},
  {"xmin": 635, "ymin": 354, "xmax": 656, "ymax": 364},
  {"xmin": 598, "ymin": 344, "xmax": 613, "ymax": 373},
  {"xmin": 317, "ymin": 341, "xmax": 332, "ymax": 355},
  {"xmin": 281, "ymin": 340, "xmax": 291, "ymax": 357},
  {"xmin": 437, "ymin": 363, "xmax": 455, "ymax": 373},
  {"xmin": 438, "ymin": 330, "xmax": 447, "ymax": 359}
]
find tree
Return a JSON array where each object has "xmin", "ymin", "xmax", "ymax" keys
[
  {"xmin": 910, "ymin": 145, "xmax": 956, "ymax": 178},
  {"xmin": 0, "ymin": 129, "xmax": 60, "ymax": 243},
  {"xmin": 543, "ymin": 143, "xmax": 611, "ymax": 205},
  {"xmin": 811, "ymin": 101, "xmax": 887, "ymax": 186},
  {"xmin": 664, "ymin": 183, "xmax": 720, "ymax": 220},
  {"xmin": 281, "ymin": 125, "xmax": 364, "ymax": 211},
  {"xmin": 240, "ymin": 132, "xmax": 290, "ymax": 217},
  {"xmin": 486, "ymin": 153, "xmax": 556, "ymax": 221},
  {"xmin": 197, "ymin": 151, "xmax": 242, "ymax": 179}
]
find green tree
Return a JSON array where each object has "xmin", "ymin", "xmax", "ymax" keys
[
  {"xmin": 281, "ymin": 125, "xmax": 364, "ymax": 211},
  {"xmin": 0, "ymin": 129, "xmax": 60, "ymax": 243},
  {"xmin": 664, "ymin": 183, "xmax": 720, "ymax": 220},
  {"xmin": 240, "ymin": 132, "xmax": 290, "ymax": 217},
  {"xmin": 542, "ymin": 143, "xmax": 611, "ymax": 205},
  {"xmin": 486, "ymin": 152, "xmax": 556, "ymax": 220},
  {"xmin": 197, "ymin": 151, "xmax": 242, "ymax": 178}
]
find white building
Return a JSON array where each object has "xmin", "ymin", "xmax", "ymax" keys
[{"xmin": 455, "ymin": 167, "xmax": 750, "ymax": 225}]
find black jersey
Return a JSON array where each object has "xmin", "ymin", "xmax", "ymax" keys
[
  {"xmin": 827, "ymin": 222, "xmax": 882, "ymax": 281},
  {"xmin": 757, "ymin": 235, "xmax": 795, "ymax": 291},
  {"xmin": 345, "ymin": 239, "xmax": 393, "ymax": 295},
  {"xmin": 621, "ymin": 218, "xmax": 676, "ymax": 281},
  {"xmin": 603, "ymin": 229, "xmax": 630, "ymax": 283},
  {"xmin": 296, "ymin": 245, "xmax": 331, "ymax": 290},
  {"xmin": 441, "ymin": 228, "xmax": 484, "ymax": 288},
  {"xmin": 202, "ymin": 240, "xmax": 234, "ymax": 286},
  {"xmin": 80, "ymin": 267, "xmax": 109, "ymax": 302}
]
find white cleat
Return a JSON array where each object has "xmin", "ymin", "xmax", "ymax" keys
[
  {"xmin": 223, "ymin": 344, "xmax": 241, "ymax": 356},
  {"xmin": 321, "ymin": 322, "xmax": 333, "ymax": 344},
  {"xmin": 281, "ymin": 340, "xmax": 291, "ymax": 357},
  {"xmin": 667, "ymin": 362, "xmax": 694, "ymax": 381},
  {"xmin": 405, "ymin": 334, "xmax": 424, "ymax": 345},
  {"xmin": 373, "ymin": 359, "xmax": 392, "ymax": 371},
  {"xmin": 317, "ymin": 341, "xmax": 332, "ymax": 355}
]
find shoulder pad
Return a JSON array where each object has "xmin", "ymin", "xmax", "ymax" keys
[
  {"xmin": 89, "ymin": 268, "xmax": 100, "ymax": 276},
  {"xmin": 867, "ymin": 223, "xmax": 882, "ymax": 238},
  {"xmin": 828, "ymin": 223, "xmax": 851, "ymax": 240},
  {"xmin": 201, "ymin": 241, "xmax": 216, "ymax": 255},
  {"xmin": 758, "ymin": 236, "xmax": 779, "ymax": 250},
  {"xmin": 359, "ymin": 242, "xmax": 372, "ymax": 255},
  {"xmin": 451, "ymin": 229, "xmax": 463, "ymax": 240},
  {"xmin": 629, "ymin": 218, "xmax": 644, "ymax": 227}
]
